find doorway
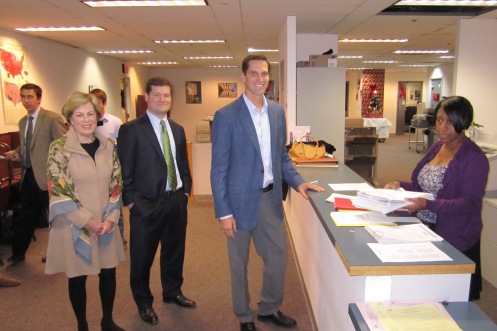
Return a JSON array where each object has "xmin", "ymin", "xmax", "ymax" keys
[
  {"xmin": 396, "ymin": 81, "xmax": 423, "ymax": 135},
  {"xmin": 119, "ymin": 77, "xmax": 132, "ymax": 122}
]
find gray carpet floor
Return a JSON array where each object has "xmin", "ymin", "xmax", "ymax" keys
[{"xmin": 1, "ymin": 133, "xmax": 496, "ymax": 330}]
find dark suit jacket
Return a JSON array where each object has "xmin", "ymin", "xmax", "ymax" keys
[
  {"xmin": 117, "ymin": 114, "xmax": 192, "ymax": 213},
  {"xmin": 210, "ymin": 96, "xmax": 304, "ymax": 231},
  {"xmin": 16, "ymin": 107, "xmax": 66, "ymax": 190}
]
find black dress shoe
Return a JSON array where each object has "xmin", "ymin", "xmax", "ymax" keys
[
  {"xmin": 139, "ymin": 307, "xmax": 159, "ymax": 325},
  {"xmin": 163, "ymin": 294, "xmax": 197, "ymax": 309},
  {"xmin": 240, "ymin": 321, "xmax": 257, "ymax": 331},
  {"xmin": 8, "ymin": 254, "xmax": 25, "ymax": 263},
  {"xmin": 257, "ymin": 311, "xmax": 296, "ymax": 328}
]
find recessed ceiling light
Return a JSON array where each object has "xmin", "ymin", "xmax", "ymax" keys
[
  {"xmin": 395, "ymin": 0, "xmax": 497, "ymax": 6},
  {"xmin": 338, "ymin": 55, "xmax": 363, "ymax": 59},
  {"xmin": 394, "ymin": 50, "xmax": 448, "ymax": 54},
  {"xmin": 83, "ymin": 0, "xmax": 207, "ymax": 7},
  {"xmin": 248, "ymin": 48, "xmax": 279, "ymax": 52},
  {"xmin": 363, "ymin": 60, "xmax": 400, "ymax": 63},
  {"xmin": 16, "ymin": 26, "xmax": 104, "ymax": 32},
  {"xmin": 138, "ymin": 61, "xmax": 179, "ymax": 65},
  {"xmin": 97, "ymin": 50, "xmax": 153, "ymax": 54},
  {"xmin": 398, "ymin": 64, "xmax": 437, "ymax": 67},
  {"xmin": 205, "ymin": 65, "xmax": 239, "ymax": 68},
  {"xmin": 339, "ymin": 39, "xmax": 408, "ymax": 43},
  {"xmin": 155, "ymin": 40, "xmax": 225, "ymax": 44},
  {"xmin": 439, "ymin": 55, "xmax": 455, "ymax": 58},
  {"xmin": 184, "ymin": 56, "xmax": 233, "ymax": 59},
  {"xmin": 347, "ymin": 68, "xmax": 373, "ymax": 70}
]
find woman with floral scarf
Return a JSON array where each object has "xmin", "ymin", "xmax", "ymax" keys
[{"xmin": 45, "ymin": 92, "xmax": 125, "ymax": 331}]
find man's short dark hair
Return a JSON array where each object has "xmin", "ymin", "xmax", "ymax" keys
[
  {"xmin": 434, "ymin": 96, "xmax": 474, "ymax": 134},
  {"xmin": 89, "ymin": 88, "xmax": 107, "ymax": 104},
  {"xmin": 146, "ymin": 77, "xmax": 173, "ymax": 95},
  {"xmin": 20, "ymin": 83, "xmax": 42, "ymax": 98},
  {"xmin": 242, "ymin": 54, "xmax": 271, "ymax": 75}
]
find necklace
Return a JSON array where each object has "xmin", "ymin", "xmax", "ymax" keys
[{"xmin": 79, "ymin": 135, "xmax": 96, "ymax": 144}]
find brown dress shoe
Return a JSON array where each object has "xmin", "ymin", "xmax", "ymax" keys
[{"xmin": 0, "ymin": 274, "xmax": 21, "ymax": 287}]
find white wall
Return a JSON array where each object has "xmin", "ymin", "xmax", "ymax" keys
[
  {"xmin": 150, "ymin": 67, "xmax": 279, "ymax": 143},
  {"xmin": 0, "ymin": 28, "xmax": 150, "ymax": 134},
  {"xmin": 454, "ymin": 19, "xmax": 497, "ymax": 145},
  {"xmin": 427, "ymin": 64, "xmax": 454, "ymax": 105}
]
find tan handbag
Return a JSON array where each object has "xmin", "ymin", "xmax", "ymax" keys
[{"xmin": 288, "ymin": 135, "xmax": 326, "ymax": 161}]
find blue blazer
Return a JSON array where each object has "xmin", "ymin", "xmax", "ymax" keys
[{"xmin": 210, "ymin": 96, "xmax": 304, "ymax": 231}]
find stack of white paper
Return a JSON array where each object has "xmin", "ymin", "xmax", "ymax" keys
[
  {"xmin": 365, "ymin": 223, "xmax": 443, "ymax": 243},
  {"xmin": 354, "ymin": 189, "xmax": 434, "ymax": 214}
]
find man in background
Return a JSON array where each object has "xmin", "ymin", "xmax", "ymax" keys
[
  {"xmin": 5, "ymin": 83, "xmax": 66, "ymax": 263},
  {"xmin": 210, "ymin": 54, "xmax": 324, "ymax": 331},
  {"xmin": 118, "ymin": 77, "xmax": 195, "ymax": 326},
  {"xmin": 90, "ymin": 88, "xmax": 126, "ymax": 247}
]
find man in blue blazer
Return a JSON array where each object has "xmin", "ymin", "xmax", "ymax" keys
[
  {"xmin": 117, "ymin": 77, "xmax": 195, "ymax": 326},
  {"xmin": 211, "ymin": 55, "xmax": 324, "ymax": 331}
]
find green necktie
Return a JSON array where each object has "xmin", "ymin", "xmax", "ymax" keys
[
  {"xmin": 25, "ymin": 115, "xmax": 33, "ymax": 168},
  {"xmin": 160, "ymin": 120, "xmax": 177, "ymax": 191}
]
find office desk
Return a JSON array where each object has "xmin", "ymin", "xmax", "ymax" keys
[
  {"xmin": 283, "ymin": 165, "xmax": 474, "ymax": 331},
  {"xmin": 363, "ymin": 118, "xmax": 392, "ymax": 141},
  {"xmin": 348, "ymin": 302, "xmax": 497, "ymax": 331}
]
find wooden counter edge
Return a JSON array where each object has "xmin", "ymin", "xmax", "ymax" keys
[{"xmin": 335, "ymin": 243, "xmax": 475, "ymax": 277}]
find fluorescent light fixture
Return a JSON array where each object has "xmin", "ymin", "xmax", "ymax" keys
[
  {"xmin": 184, "ymin": 56, "xmax": 233, "ymax": 59},
  {"xmin": 394, "ymin": 50, "xmax": 448, "ymax": 54},
  {"xmin": 205, "ymin": 65, "xmax": 238, "ymax": 68},
  {"xmin": 395, "ymin": 1, "xmax": 497, "ymax": 6},
  {"xmin": 155, "ymin": 40, "xmax": 225, "ymax": 44},
  {"xmin": 16, "ymin": 26, "xmax": 104, "ymax": 32},
  {"xmin": 97, "ymin": 50, "xmax": 153, "ymax": 54},
  {"xmin": 248, "ymin": 48, "xmax": 279, "ymax": 52},
  {"xmin": 363, "ymin": 60, "xmax": 400, "ymax": 63},
  {"xmin": 138, "ymin": 61, "xmax": 178, "ymax": 65},
  {"xmin": 83, "ymin": 0, "xmax": 207, "ymax": 7},
  {"xmin": 398, "ymin": 64, "xmax": 437, "ymax": 67},
  {"xmin": 340, "ymin": 39, "xmax": 408, "ymax": 43},
  {"xmin": 338, "ymin": 55, "xmax": 363, "ymax": 59},
  {"xmin": 347, "ymin": 68, "xmax": 373, "ymax": 70},
  {"xmin": 439, "ymin": 55, "xmax": 455, "ymax": 58}
]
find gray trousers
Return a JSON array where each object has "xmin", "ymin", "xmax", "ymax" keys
[{"xmin": 227, "ymin": 189, "xmax": 287, "ymax": 323}]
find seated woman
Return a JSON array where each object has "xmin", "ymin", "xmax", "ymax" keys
[
  {"xmin": 385, "ymin": 96, "xmax": 489, "ymax": 301},
  {"xmin": 45, "ymin": 92, "xmax": 125, "ymax": 331}
]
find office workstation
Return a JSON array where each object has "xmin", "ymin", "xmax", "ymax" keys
[{"xmin": 283, "ymin": 164, "xmax": 485, "ymax": 331}]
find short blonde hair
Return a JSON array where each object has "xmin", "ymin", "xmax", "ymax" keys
[{"xmin": 62, "ymin": 92, "xmax": 101, "ymax": 123}]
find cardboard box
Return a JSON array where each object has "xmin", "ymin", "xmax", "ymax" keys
[{"xmin": 309, "ymin": 54, "xmax": 337, "ymax": 67}]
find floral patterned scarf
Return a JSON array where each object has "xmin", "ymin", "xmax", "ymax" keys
[{"xmin": 47, "ymin": 135, "xmax": 122, "ymax": 264}]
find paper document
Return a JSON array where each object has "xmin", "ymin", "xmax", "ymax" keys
[
  {"xmin": 329, "ymin": 183, "xmax": 374, "ymax": 191},
  {"xmin": 368, "ymin": 242, "xmax": 452, "ymax": 262},
  {"xmin": 356, "ymin": 301, "xmax": 462, "ymax": 331},
  {"xmin": 326, "ymin": 193, "xmax": 356, "ymax": 203},
  {"xmin": 365, "ymin": 223, "xmax": 443, "ymax": 243},
  {"xmin": 330, "ymin": 211, "xmax": 397, "ymax": 226},
  {"xmin": 355, "ymin": 189, "xmax": 434, "ymax": 214}
]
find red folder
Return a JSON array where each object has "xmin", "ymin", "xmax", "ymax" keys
[{"xmin": 334, "ymin": 197, "xmax": 368, "ymax": 211}]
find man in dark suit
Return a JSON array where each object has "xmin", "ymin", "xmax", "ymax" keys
[
  {"xmin": 117, "ymin": 77, "xmax": 195, "ymax": 326},
  {"xmin": 210, "ymin": 54, "xmax": 324, "ymax": 331},
  {"xmin": 5, "ymin": 83, "xmax": 66, "ymax": 263}
]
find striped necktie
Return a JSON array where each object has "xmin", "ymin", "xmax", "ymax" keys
[
  {"xmin": 160, "ymin": 120, "xmax": 177, "ymax": 191},
  {"xmin": 25, "ymin": 115, "xmax": 33, "ymax": 168}
]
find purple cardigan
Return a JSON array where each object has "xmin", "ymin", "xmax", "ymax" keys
[{"xmin": 400, "ymin": 139, "xmax": 489, "ymax": 252}]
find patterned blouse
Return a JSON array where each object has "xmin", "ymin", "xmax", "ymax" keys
[{"xmin": 416, "ymin": 163, "xmax": 447, "ymax": 224}]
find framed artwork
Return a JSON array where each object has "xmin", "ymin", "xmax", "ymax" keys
[
  {"xmin": 0, "ymin": 42, "xmax": 29, "ymax": 125},
  {"xmin": 185, "ymin": 81, "xmax": 202, "ymax": 104},
  {"xmin": 218, "ymin": 83, "xmax": 237, "ymax": 98}
]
